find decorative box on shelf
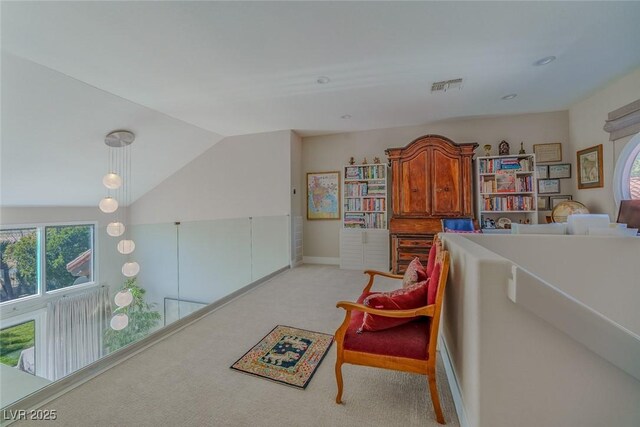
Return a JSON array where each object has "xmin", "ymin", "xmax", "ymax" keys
[{"xmin": 477, "ymin": 154, "xmax": 538, "ymax": 232}]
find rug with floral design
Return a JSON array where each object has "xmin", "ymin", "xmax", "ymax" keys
[{"xmin": 230, "ymin": 325, "xmax": 333, "ymax": 389}]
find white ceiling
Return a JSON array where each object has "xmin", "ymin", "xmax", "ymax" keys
[{"xmin": 2, "ymin": 2, "xmax": 640, "ymax": 206}]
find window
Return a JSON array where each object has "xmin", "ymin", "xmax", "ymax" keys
[
  {"xmin": 0, "ymin": 228, "xmax": 38, "ymax": 303},
  {"xmin": 0, "ymin": 223, "xmax": 95, "ymax": 304},
  {"xmin": 45, "ymin": 225, "xmax": 94, "ymax": 291},
  {"xmin": 0, "ymin": 320, "xmax": 36, "ymax": 375},
  {"xmin": 614, "ymin": 133, "xmax": 640, "ymax": 205}
]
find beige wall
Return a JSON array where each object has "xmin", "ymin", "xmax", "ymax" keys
[
  {"xmin": 302, "ymin": 111, "xmax": 569, "ymax": 258},
  {"xmin": 130, "ymin": 130, "xmax": 293, "ymax": 224},
  {"xmin": 290, "ymin": 132, "xmax": 303, "ymax": 218},
  {"xmin": 568, "ymin": 67, "xmax": 640, "ymax": 219}
]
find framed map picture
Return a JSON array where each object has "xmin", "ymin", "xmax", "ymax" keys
[
  {"xmin": 577, "ymin": 144, "xmax": 604, "ymax": 189},
  {"xmin": 307, "ymin": 171, "xmax": 340, "ymax": 220}
]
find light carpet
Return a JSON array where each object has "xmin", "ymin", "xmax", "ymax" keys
[{"xmin": 18, "ymin": 265, "xmax": 459, "ymax": 426}]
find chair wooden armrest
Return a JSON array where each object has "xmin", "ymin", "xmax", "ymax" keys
[
  {"xmin": 361, "ymin": 270, "xmax": 403, "ymax": 293},
  {"xmin": 336, "ymin": 301, "xmax": 435, "ymax": 318}
]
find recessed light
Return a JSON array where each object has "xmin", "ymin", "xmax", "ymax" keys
[
  {"xmin": 341, "ymin": 114, "xmax": 352, "ymax": 119},
  {"xmin": 533, "ymin": 56, "xmax": 556, "ymax": 66},
  {"xmin": 501, "ymin": 94, "xmax": 517, "ymax": 100},
  {"xmin": 317, "ymin": 76, "xmax": 330, "ymax": 84}
]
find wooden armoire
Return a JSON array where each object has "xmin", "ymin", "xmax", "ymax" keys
[{"xmin": 385, "ymin": 135, "xmax": 478, "ymax": 273}]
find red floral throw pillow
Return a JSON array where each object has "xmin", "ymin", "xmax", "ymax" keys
[
  {"xmin": 359, "ymin": 279, "xmax": 429, "ymax": 332},
  {"xmin": 402, "ymin": 257, "xmax": 427, "ymax": 288},
  {"xmin": 427, "ymin": 262, "xmax": 442, "ymax": 305}
]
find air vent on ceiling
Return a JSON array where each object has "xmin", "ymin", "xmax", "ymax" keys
[{"xmin": 431, "ymin": 78, "xmax": 463, "ymax": 92}]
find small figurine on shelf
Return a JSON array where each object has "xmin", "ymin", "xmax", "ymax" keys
[
  {"xmin": 373, "ymin": 157, "xmax": 381, "ymax": 164},
  {"xmin": 499, "ymin": 140, "xmax": 510, "ymax": 156},
  {"xmin": 483, "ymin": 144, "xmax": 492, "ymax": 157},
  {"xmin": 483, "ymin": 218, "xmax": 496, "ymax": 229},
  {"xmin": 348, "ymin": 156, "xmax": 355, "ymax": 165},
  {"xmin": 519, "ymin": 142, "xmax": 526, "ymax": 155},
  {"xmin": 362, "ymin": 157, "xmax": 368, "ymax": 165}
]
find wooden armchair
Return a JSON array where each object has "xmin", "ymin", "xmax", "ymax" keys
[{"xmin": 334, "ymin": 240, "xmax": 450, "ymax": 424}]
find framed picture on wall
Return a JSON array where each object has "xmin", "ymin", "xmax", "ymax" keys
[
  {"xmin": 535, "ymin": 165, "xmax": 549, "ymax": 179},
  {"xmin": 307, "ymin": 171, "xmax": 340, "ymax": 220},
  {"xmin": 550, "ymin": 195, "xmax": 573, "ymax": 209},
  {"xmin": 537, "ymin": 196, "xmax": 550, "ymax": 211},
  {"xmin": 538, "ymin": 179, "xmax": 560, "ymax": 194},
  {"xmin": 549, "ymin": 163, "xmax": 572, "ymax": 179},
  {"xmin": 533, "ymin": 143, "xmax": 562, "ymax": 163},
  {"xmin": 577, "ymin": 144, "xmax": 604, "ymax": 189}
]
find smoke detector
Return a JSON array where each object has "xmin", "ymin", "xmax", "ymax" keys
[{"xmin": 431, "ymin": 78, "xmax": 463, "ymax": 92}]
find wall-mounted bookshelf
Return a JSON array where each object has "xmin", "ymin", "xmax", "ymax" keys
[{"xmin": 477, "ymin": 154, "xmax": 538, "ymax": 232}]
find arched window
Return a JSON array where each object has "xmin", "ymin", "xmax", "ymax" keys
[{"xmin": 613, "ymin": 133, "xmax": 640, "ymax": 205}]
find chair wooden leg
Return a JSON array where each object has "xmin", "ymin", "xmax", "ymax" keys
[
  {"xmin": 428, "ymin": 372, "xmax": 445, "ymax": 424},
  {"xmin": 335, "ymin": 358, "xmax": 344, "ymax": 404}
]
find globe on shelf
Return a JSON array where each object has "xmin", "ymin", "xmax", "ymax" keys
[
  {"xmin": 106, "ymin": 222, "xmax": 125, "ymax": 237},
  {"xmin": 102, "ymin": 173, "xmax": 122, "ymax": 190},
  {"xmin": 117, "ymin": 239, "xmax": 135, "ymax": 255},
  {"xmin": 99, "ymin": 197, "xmax": 118, "ymax": 213},
  {"xmin": 110, "ymin": 313, "xmax": 129, "ymax": 331},
  {"xmin": 122, "ymin": 261, "xmax": 140, "ymax": 277},
  {"xmin": 114, "ymin": 289, "xmax": 133, "ymax": 308}
]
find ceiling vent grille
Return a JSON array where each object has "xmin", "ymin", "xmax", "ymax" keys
[{"xmin": 431, "ymin": 78, "xmax": 463, "ymax": 92}]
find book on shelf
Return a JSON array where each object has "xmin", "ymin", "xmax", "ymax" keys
[
  {"xmin": 495, "ymin": 171, "xmax": 516, "ymax": 193},
  {"xmin": 344, "ymin": 212, "xmax": 365, "ymax": 228},
  {"xmin": 345, "ymin": 165, "xmax": 386, "ymax": 180},
  {"xmin": 479, "ymin": 156, "xmax": 533, "ymax": 174},
  {"xmin": 482, "ymin": 195, "xmax": 534, "ymax": 211},
  {"xmin": 345, "ymin": 182, "xmax": 368, "ymax": 196},
  {"xmin": 515, "ymin": 175, "xmax": 533, "ymax": 192},
  {"xmin": 367, "ymin": 183, "xmax": 386, "ymax": 195},
  {"xmin": 345, "ymin": 167, "xmax": 361, "ymax": 179}
]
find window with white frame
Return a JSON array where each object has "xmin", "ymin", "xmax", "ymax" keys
[
  {"xmin": 0, "ymin": 320, "xmax": 36, "ymax": 375},
  {"xmin": 614, "ymin": 133, "xmax": 640, "ymax": 205},
  {"xmin": 0, "ymin": 223, "xmax": 95, "ymax": 303}
]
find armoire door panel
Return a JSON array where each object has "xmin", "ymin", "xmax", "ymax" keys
[
  {"xmin": 400, "ymin": 152, "xmax": 429, "ymax": 215},
  {"xmin": 431, "ymin": 149, "xmax": 462, "ymax": 215}
]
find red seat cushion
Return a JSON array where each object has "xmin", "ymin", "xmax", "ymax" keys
[
  {"xmin": 344, "ymin": 303, "xmax": 430, "ymax": 360},
  {"xmin": 359, "ymin": 280, "xmax": 429, "ymax": 332}
]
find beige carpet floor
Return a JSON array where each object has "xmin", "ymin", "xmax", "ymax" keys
[{"xmin": 19, "ymin": 265, "xmax": 459, "ymax": 427}]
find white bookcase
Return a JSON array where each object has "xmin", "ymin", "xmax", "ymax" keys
[
  {"xmin": 476, "ymin": 154, "xmax": 538, "ymax": 233},
  {"xmin": 340, "ymin": 163, "xmax": 389, "ymax": 270}
]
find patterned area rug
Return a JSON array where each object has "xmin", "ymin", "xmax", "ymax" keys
[{"xmin": 231, "ymin": 325, "xmax": 334, "ymax": 389}]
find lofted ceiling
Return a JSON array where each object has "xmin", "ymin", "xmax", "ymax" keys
[{"xmin": 2, "ymin": 1, "xmax": 640, "ymax": 206}]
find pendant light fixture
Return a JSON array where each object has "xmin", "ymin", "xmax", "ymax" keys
[{"xmin": 100, "ymin": 130, "xmax": 139, "ymax": 324}]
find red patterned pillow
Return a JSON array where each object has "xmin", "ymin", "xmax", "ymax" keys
[
  {"xmin": 359, "ymin": 280, "xmax": 429, "ymax": 332},
  {"xmin": 426, "ymin": 244, "xmax": 438, "ymax": 278},
  {"xmin": 402, "ymin": 257, "xmax": 427, "ymax": 288},
  {"xmin": 427, "ymin": 262, "xmax": 442, "ymax": 305}
]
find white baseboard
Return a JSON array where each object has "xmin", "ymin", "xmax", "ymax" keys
[
  {"xmin": 439, "ymin": 336, "xmax": 471, "ymax": 427},
  {"xmin": 302, "ymin": 256, "xmax": 339, "ymax": 265}
]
